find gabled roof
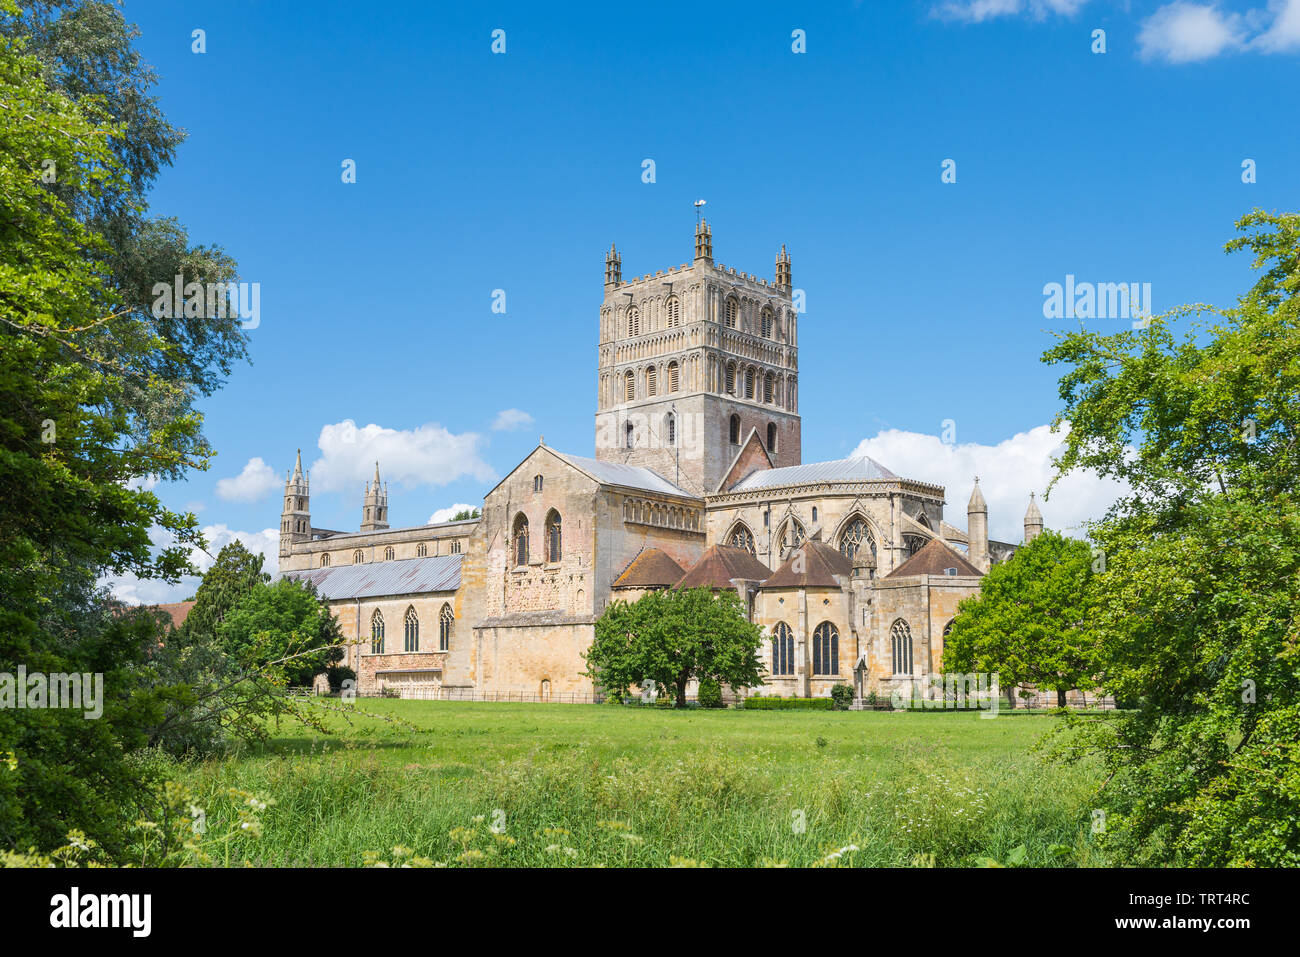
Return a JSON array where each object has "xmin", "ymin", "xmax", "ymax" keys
[
  {"xmin": 612, "ymin": 548, "xmax": 686, "ymax": 588},
  {"xmin": 280, "ymin": 554, "xmax": 462, "ymax": 600},
  {"xmin": 674, "ymin": 545, "xmax": 770, "ymax": 590},
  {"xmin": 762, "ymin": 540, "xmax": 854, "ymax": 589},
  {"xmin": 727, "ymin": 454, "xmax": 899, "ymax": 492},
  {"xmin": 152, "ymin": 601, "xmax": 195, "ymax": 630},
  {"xmin": 886, "ymin": 538, "xmax": 983, "ymax": 579},
  {"xmin": 547, "ymin": 449, "xmax": 695, "ymax": 498},
  {"xmin": 715, "ymin": 427, "xmax": 774, "ymax": 493}
]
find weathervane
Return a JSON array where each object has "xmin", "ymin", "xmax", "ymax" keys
[{"xmin": 694, "ymin": 198, "xmax": 706, "ymax": 227}]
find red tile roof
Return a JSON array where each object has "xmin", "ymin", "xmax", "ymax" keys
[
  {"xmin": 612, "ymin": 548, "xmax": 686, "ymax": 588},
  {"xmin": 674, "ymin": 545, "xmax": 770, "ymax": 590},
  {"xmin": 886, "ymin": 538, "xmax": 983, "ymax": 579},
  {"xmin": 762, "ymin": 540, "xmax": 854, "ymax": 588},
  {"xmin": 152, "ymin": 600, "xmax": 196, "ymax": 630}
]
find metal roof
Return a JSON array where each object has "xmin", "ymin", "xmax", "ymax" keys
[
  {"xmin": 279, "ymin": 554, "xmax": 462, "ymax": 600},
  {"xmin": 728, "ymin": 455, "xmax": 900, "ymax": 492},
  {"xmin": 550, "ymin": 450, "xmax": 694, "ymax": 497}
]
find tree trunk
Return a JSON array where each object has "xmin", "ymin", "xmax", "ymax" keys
[
  {"xmin": 1057, "ymin": 688, "xmax": 1067, "ymax": 709},
  {"xmin": 1007, "ymin": 687, "xmax": 1017, "ymax": 710},
  {"xmin": 676, "ymin": 673, "xmax": 689, "ymax": 708}
]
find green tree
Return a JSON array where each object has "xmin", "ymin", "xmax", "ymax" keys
[
  {"xmin": 1040, "ymin": 209, "xmax": 1300, "ymax": 865},
  {"xmin": 451, "ymin": 507, "xmax": 480, "ymax": 521},
  {"xmin": 942, "ymin": 531, "xmax": 1099, "ymax": 709},
  {"xmin": 218, "ymin": 579, "xmax": 344, "ymax": 687},
  {"xmin": 585, "ymin": 588, "xmax": 765, "ymax": 706},
  {"xmin": 181, "ymin": 541, "xmax": 270, "ymax": 642}
]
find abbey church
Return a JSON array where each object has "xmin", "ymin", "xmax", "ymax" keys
[{"xmin": 279, "ymin": 223, "xmax": 1045, "ymax": 701}]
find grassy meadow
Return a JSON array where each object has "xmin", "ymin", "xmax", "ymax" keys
[{"xmin": 176, "ymin": 701, "xmax": 1108, "ymax": 867}]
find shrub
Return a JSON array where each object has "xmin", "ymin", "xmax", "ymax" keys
[
  {"xmin": 697, "ymin": 678, "xmax": 724, "ymax": 709},
  {"xmin": 829, "ymin": 684, "xmax": 855, "ymax": 710},
  {"xmin": 326, "ymin": 665, "xmax": 356, "ymax": 693},
  {"xmin": 741, "ymin": 696, "xmax": 832, "ymax": 711}
]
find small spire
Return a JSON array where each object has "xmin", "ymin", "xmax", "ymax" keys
[
  {"xmin": 373, "ymin": 461, "xmax": 381, "ymax": 485},
  {"xmin": 967, "ymin": 476, "xmax": 987, "ymax": 512}
]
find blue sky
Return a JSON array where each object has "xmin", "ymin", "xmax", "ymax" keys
[{"xmin": 109, "ymin": 0, "xmax": 1299, "ymax": 601}]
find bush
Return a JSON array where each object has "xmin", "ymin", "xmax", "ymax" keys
[
  {"xmin": 830, "ymin": 684, "xmax": 855, "ymax": 710},
  {"xmin": 697, "ymin": 678, "xmax": 724, "ymax": 709},
  {"xmin": 326, "ymin": 665, "xmax": 356, "ymax": 693},
  {"xmin": 741, "ymin": 696, "xmax": 832, "ymax": 711}
]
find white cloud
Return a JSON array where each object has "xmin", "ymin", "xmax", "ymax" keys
[
  {"xmin": 850, "ymin": 423, "xmax": 1128, "ymax": 543},
  {"xmin": 102, "ymin": 523, "xmax": 281, "ymax": 606},
  {"xmin": 491, "ymin": 408, "xmax": 534, "ymax": 432},
  {"xmin": 1254, "ymin": 0, "xmax": 1300, "ymax": 51},
  {"xmin": 428, "ymin": 503, "xmax": 477, "ymax": 524},
  {"xmin": 1137, "ymin": 2, "xmax": 1247, "ymax": 61},
  {"xmin": 932, "ymin": 0, "xmax": 1088, "ymax": 23},
  {"xmin": 308, "ymin": 419, "xmax": 495, "ymax": 492},
  {"xmin": 126, "ymin": 474, "xmax": 159, "ymax": 492},
  {"xmin": 215, "ymin": 456, "xmax": 280, "ymax": 503}
]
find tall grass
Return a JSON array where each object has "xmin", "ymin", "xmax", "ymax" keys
[{"xmin": 177, "ymin": 702, "xmax": 1106, "ymax": 867}]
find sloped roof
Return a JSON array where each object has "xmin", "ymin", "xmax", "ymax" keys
[
  {"xmin": 728, "ymin": 454, "xmax": 899, "ymax": 492},
  {"xmin": 674, "ymin": 545, "xmax": 770, "ymax": 590},
  {"xmin": 762, "ymin": 540, "xmax": 854, "ymax": 588},
  {"xmin": 548, "ymin": 450, "xmax": 694, "ymax": 498},
  {"xmin": 715, "ymin": 427, "xmax": 774, "ymax": 493},
  {"xmin": 886, "ymin": 538, "xmax": 983, "ymax": 579},
  {"xmin": 612, "ymin": 548, "xmax": 686, "ymax": 588},
  {"xmin": 280, "ymin": 554, "xmax": 462, "ymax": 600},
  {"xmin": 152, "ymin": 601, "xmax": 195, "ymax": 630}
]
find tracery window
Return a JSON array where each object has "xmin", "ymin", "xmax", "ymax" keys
[
  {"xmin": 512, "ymin": 513, "xmax": 529, "ymax": 566},
  {"xmin": 727, "ymin": 523, "xmax": 755, "ymax": 555},
  {"xmin": 370, "ymin": 610, "xmax": 385, "ymax": 654},
  {"xmin": 779, "ymin": 519, "xmax": 805, "ymax": 555},
  {"xmin": 320, "ymin": 553, "xmax": 330, "ymax": 567},
  {"xmin": 838, "ymin": 517, "xmax": 876, "ymax": 561},
  {"xmin": 353, "ymin": 549, "xmax": 365, "ymax": 564},
  {"xmin": 545, "ymin": 510, "xmax": 562, "ymax": 563},
  {"xmin": 891, "ymin": 619, "xmax": 914, "ymax": 675},
  {"xmin": 403, "ymin": 606, "xmax": 419, "ymax": 652},
  {"xmin": 384, "ymin": 546, "xmax": 395, "ymax": 561},
  {"xmin": 812, "ymin": 622, "xmax": 839, "ymax": 676},
  {"xmin": 903, "ymin": 534, "xmax": 927, "ymax": 558},
  {"xmin": 439, "ymin": 603, "xmax": 454, "ymax": 651},
  {"xmin": 771, "ymin": 622, "xmax": 794, "ymax": 676},
  {"xmin": 416, "ymin": 542, "xmax": 428, "ymax": 557}
]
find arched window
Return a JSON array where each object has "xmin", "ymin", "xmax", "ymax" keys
[
  {"xmin": 903, "ymin": 534, "xmax": 927, "ymax": 558},
  {"xmin": 667, "ymin": 361, "xmax": 680, "ymax": 392},
  {"xmin": 724, "ymin": 361, "xmax": 736, "ymax": 395},
  {"xmin": 512, "ymin": 513, "xmax": 529, "ymax": 566},
  {"xmin": 724, "ymin": 297, "xmax": 738, "ymax": 328},
  {"xmin": 812, "ymin": 622, "xmax": 839, "ymax": 676},
  {"xmin": 727, "ymin": 522, "xmax": 755, "ymax": 555},
  {"xmin": 771, "ymin": 622, "xmax": 794, "ymax": 676},
  {"xmin": 838, "ymin": 516, "xmax": 876, "ymax": 560},
  {"xmin": 744, "ymin": 367, "xmax": 755, "ymax": 399},
  {"xmin": 545, "ymin": 509, "xmax": 562, "ymax": 563},
  {"xmin": 439, "ymin": 603, "xmax": 454, "ymax": 651},
  {"xmin": 533, "ymin": 474, "xmax": 543, "ymax": 492},
  {"xmin": 646, "ymin": 366, "xmax": 657, "ymax": 396},
  {"xmin": 320, "ymin": 553, "xmax": 330, "ymax": 567},
  {"xmin": 624, "ymin": 370, "xmax": 635, "ymax": 402},
  {"xmin": 450, "ymin": 540, "xmax": 461, "ymax": 555},
  {"xmin": 778, "ymin": 519, "xmax": 805, "ymax": 555},
  {"xmin": 666, "ymin": 412, "xmax": 676, "ymax": 447},
  {"xmin": 627, "ymin": 305, "xmax": 640, "ymax": 337},
  {"xmin": 384, "ymin": 546, "xmax": 395, "ymax": 561},
  {"xmin": 767, "ymin": 422, "xmax": 778, "ymax": 452},
  {"xmin": 353, "ymin": 549, "xmax": 365, "ymax": 564},
  {"xmin": 416, "ymin": 542, "xmax": 428, "ymax": 557},
  {"xmin": 729, "ymin": 414, "xmax": 740, "ymax": 445},
  {"xmin": 370, "ymin": 609, "xmax": 385, "ymax": 654},
  {"xmin": 891, "ymin": 619, "xmax": 913, "ymax": 675},
  {"xmin": 665, "ymin": 296, "xmax": 680, "ymax": 327},
  {"xmin": 761, "ymin": 306, "xmax": 774, "ymax": 339},
  {"xmin": 942, "ymin": 619, "xmax": 955, "ymax": 637},
  {"xmin": 625, "ymin": 420, "xmax": 635, "ymax": 449},
  {"xmin": 403, "ymin": 606, "xmax": 419, "ymax": 652},
  {"xmin": 763, "ymin": 371, "xmax": 775, "ymax": 403}
]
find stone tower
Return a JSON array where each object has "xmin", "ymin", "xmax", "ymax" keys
[
  {"xmin": 1024, "ymin": 492, "xmax": 1043, "ymax": 543},
  {"xmin": 967, "ymin": 477, "xmax": 989, "ymax": 572},
  {"xmin": 360, "ymin": 462, "xmax": 389, "ymax": 532},
  {"xmin": 279, "ymin": 449, "xmax": 311, "ymax": 558},
  {"xmin": 594, "ymin": 223, "xmax": 802, "ymax": 496}
]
